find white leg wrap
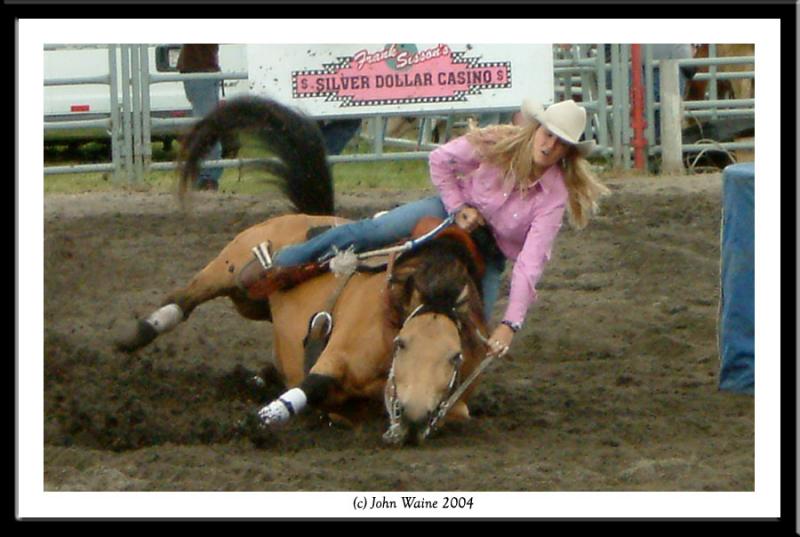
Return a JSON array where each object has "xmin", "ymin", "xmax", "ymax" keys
[
  {"xmin": 145, "ymin": 304, "xmax": 184, "ymax": 334},
  {"xmin": 258, "ymin": 388, "xmax": 308, "ymax": 426}
]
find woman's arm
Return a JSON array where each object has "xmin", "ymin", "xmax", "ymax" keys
[
  {"xmin": 503, "ymin": 201, "xmax": 567, "ymax": 326},
  {"xmin": 487, "ymin": 200, "xmax": 566, "ymax": 356},
  {"xmin": 428, "ymin": 136, "xmax": 482, "ymax": 214}
]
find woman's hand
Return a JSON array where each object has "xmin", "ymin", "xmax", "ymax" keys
[
  {"xmin": 455, "ymin": 206, "xmax": 486, "ymax": 232},
  {"xmin": 487, "ymin": 323, "xmax": 514, "ymax": 357}
]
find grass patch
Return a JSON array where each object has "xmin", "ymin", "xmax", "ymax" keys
[
  {"xmin": 44, "ymin": 135, "xmax": 432, "ymax": 195},
  {"xmin": 43, "ymin": 134, "xmax": 619, "ymax": 195}
]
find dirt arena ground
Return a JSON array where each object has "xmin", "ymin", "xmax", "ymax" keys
[{"xmin": 42, "ymin": 172, "xmax": 754, "ymax": 494}]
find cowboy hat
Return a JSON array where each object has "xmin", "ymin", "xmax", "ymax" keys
[{"xmin": 521, "ymin": 99, "xmax": 597, "ymax": 157}]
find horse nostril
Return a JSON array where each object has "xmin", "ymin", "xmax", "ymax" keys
[
  {"xmin": 403, "ymin": 411, "xmax": 432, "ymax": 438},
  {"xmin": 404, "ymin": 419, "xmax": 426, "ymax": 446}
]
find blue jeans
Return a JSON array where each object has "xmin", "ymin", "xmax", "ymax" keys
[
  {"xmin": 320, "ymin": 119, "xmax": 362, "ymax": 155},
  {"xmin": 274, "ymin": 196, "xmax": 506, "ymax": 320},
  {"xmin": 652, "ymin": 68, "xmax": 689, "ymax": 144},
  {"xmin": 478, "ymin": 112, "xmax": 513, "ymax": 127},
  {"xmin": 183, "ymin": 79, "xmax": 223, "ymax": 185},
  {"xmin": 604, "ymin": 66, "xmax": 689, "ymax": 145},
  {"xmin": 479, "ymin": 246, "xmax": 506, "ymax": 322}
]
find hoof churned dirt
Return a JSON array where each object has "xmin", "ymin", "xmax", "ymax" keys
[{"xmin": 42, "ymin": 174, "xmax": 753, "ymax": 492}]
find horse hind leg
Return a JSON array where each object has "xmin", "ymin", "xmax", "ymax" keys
[
  {"xmin": 113, "ymin": 303, "xmax": 183, "ymax": 353},
  {"xmin": 114, "ymin": 251, "xmax": 252, "ymax": 352},
  {"xmin": 114, "ymin": 214, "xmax": 332, "ymax": 353}
]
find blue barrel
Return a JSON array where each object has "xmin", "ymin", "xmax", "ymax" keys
[{"xmin": 718, "ymin": 162, "xmax": 755, "ymax": 394}]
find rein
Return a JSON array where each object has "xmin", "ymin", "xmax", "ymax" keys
[{"xmin": 355, "ymin": 214, "xmax": 455, "ymax": 263}]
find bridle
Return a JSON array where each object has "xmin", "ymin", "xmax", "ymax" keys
[
  {"xmin": 303, "ymin": 212, "xmax": 495, "ymax": 445},
  {"xmin": 383, "ymin": 301, "xmax": 493, "ymax": 445}
]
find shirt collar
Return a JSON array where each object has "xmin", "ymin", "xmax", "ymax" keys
[{"xmin": 532, "ymin": 165, "xmax": 563, "ymax": 195}]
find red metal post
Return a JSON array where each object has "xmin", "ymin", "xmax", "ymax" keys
[{"xmin": 629, "ymin": 44, "xmax": 647, "ymax": 170}]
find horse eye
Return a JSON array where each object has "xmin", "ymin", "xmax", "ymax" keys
[{"xmin": 450, "ymin": 353, "xmax": 463, "ymax": 366}]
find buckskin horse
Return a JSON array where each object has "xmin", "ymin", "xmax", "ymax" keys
[{"xmin": 114, "ymin": 96, "xmax": 492, "ymax": 444}]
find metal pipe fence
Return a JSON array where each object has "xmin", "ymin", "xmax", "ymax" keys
[{"xmin": 44, "ymin": 44, "xmax": 755, "ymax": 180}]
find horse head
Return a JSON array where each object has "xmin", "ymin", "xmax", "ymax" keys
[{"xmin": 383, "ymin": 220, "xmax": 490, "ymax": 445}]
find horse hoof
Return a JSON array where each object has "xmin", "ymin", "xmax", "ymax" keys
[
  {"xmin": 236, "ymin": 413, "xmax": 278, "ymax": 449},
  {"xmin": 113, "ymin": 319, "xmax": 158, "ymax": 352}
]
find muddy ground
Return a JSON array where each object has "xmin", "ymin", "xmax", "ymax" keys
[{"xmin": 42, "ymin": 172, "xmax": 754, "ymax": 495}]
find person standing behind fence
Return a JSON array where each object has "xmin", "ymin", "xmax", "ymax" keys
[
  {"xmin": 651, "ymin": 44, "xmax": 696, "ymax": 98},
  {"xmin": 649, "ymin": 44, "xmax": 695, "ymax": 143},
  {"xmin": 178, "ymin": 44, "xmax": 223, "ymax": 191},
  {"xmin": 319, "ymin": 118, "xmax": 363, "ymax": 156}
]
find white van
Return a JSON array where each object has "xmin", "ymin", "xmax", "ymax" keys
[{"xmin": 44, "ymin": 44, "xmax": 249, "ymax": 145}]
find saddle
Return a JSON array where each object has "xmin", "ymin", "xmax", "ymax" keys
[{"xmin": 242, "ymin": 217, "xmax": 492, "ymax": 302}]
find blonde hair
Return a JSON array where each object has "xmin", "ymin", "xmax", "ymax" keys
[{"xmin": 465, "ymin": 122, "xmax": 610, "ymax": 230}]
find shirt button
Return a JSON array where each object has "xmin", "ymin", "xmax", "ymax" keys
[{"xmin": 513, "ymin": 213, "xmax": 518, "ymax": 218}]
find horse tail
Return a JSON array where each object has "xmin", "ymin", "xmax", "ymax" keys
[{"xmin": 178, "ymin": 95, "xmax": 334, "ymax": 216}]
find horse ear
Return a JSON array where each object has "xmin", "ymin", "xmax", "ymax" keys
[{"xmin": 409, "ymin": 287, "xmax": 422, "ymax": 309}]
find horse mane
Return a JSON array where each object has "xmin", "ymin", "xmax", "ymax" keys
[
  {"xmin": 408, "ymin": 217, "xmax": 486, "ymax": 279},
  {"xmin": 178, "ymin": 96, "xmax": 334, "ymax": 216},
  {"xmin": 385, "ymin": 228, "xmax": 489, "ymax": 363}
]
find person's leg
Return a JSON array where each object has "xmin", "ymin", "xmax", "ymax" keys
[
  {"xmin": 320, "ymin": 119, "xmax": 362, "ymax": 155},
  {"xmin": 273, "ymin": 196, "xmax": 448, "ymax": 267},
  {"xmin": 184, "ymin": 79, "xmax": 223, "ymax": 187},
  {"xmin": 479, "ymin": 253, "xmax": 506, "ymax": 323},
  {"xmin": 678, "ymin": 72, "xmax": 688, "ymax": 100},
  {"xmin": 653, "ymin": 68, "xmax": 662, "ymax": 145},
  {"xmin": 477, "ymin": 112, "xmax": 502, "ymax": 127}
]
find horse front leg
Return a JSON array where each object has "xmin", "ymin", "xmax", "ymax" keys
[
  {"xmin": 257, "ymin": 274, "xmax": 393, "ymax": 428},
  {"xmin": 256, "ymin": 360, "xmax": 385, "ymax": 428},
  {"xmin": 257, "ymin": 371, "xmax": 339, "ymax": 427},
  {"xmin": 255, "ymin": 290, "xmax": 344, "ymax": 427}
]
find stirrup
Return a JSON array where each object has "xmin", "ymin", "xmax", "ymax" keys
[
  {"xmin": 252, "ymin": 241, "xmax": 273, "ymax": 270},
  {"xmin": 237, "ymin": 241, "xmax": 274, "ymax": 292}
]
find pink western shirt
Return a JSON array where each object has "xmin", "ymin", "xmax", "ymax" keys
[{"xmin": 429, "ymin": 136, "xmax": 568, "ymax": 326}]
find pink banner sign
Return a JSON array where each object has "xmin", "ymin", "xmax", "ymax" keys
[{"xmin": 292, "ymin": 44, "xmax": 511, "ymax": 107}]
